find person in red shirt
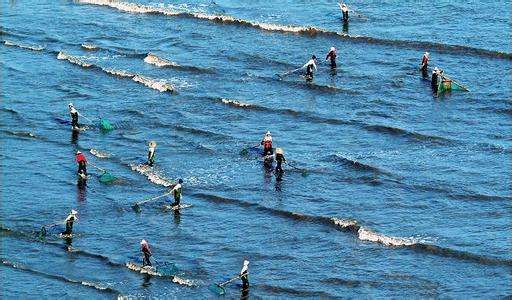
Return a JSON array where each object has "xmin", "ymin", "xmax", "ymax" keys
[
  {"xmin": 75, "ymin": 151, "xmax": 87, "ymax": 176},
  {"xmin": 140, "ymin": 239, "xmax": 152, "ymax": 267},
  {"xmin": 261, "ymin": 131, "xmax": 273, "ymax": 156}
]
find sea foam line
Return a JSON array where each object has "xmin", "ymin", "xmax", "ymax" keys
[
  {"xmin": 76, "ymin": 0, "xmax": 511, "ymax": 59},
  {"xmin": 56, "ymin": 52, "xmax": 176, "ymax": 93}
]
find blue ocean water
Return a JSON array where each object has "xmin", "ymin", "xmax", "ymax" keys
[{"xmin": 1, "ymin": 0, "xmax": 511, "ymax": 298}]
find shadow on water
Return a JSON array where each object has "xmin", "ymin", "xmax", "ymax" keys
[
  {"xmin": 70, "ymin": 130, "xmax": 79, "ymax": 145},
  {"xmin": 142, "ymin": 274, "xmax": 153, "ymax": 287},
  {"xmin": 173, "ymin": 210, "xmax": 181, "ymax": 225},
  {"xmin": 77, "ymin": 178, "xmax": 87, "ymax": 202}
]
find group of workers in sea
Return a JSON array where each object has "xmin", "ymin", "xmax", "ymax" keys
[
  {"xmin": 44, "ymin": 2, "xmax": 466, "ymax": 293},
  {"xmin": 51, "ymin": 100, "xmax": 274, "ymax": 291},
  {"xmin": 419, "ymin": 51, "xmax": 467, "ymax": 95}
]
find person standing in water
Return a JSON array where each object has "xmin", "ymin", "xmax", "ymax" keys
[
  {"xmin": 339, "ymin": 3, "xmax": 349, "ymax": 22},
  {"xmin": 75, "ymin": 151, "xmax": 87, "ymax": 177},
  {"xmin": 431, "ymin": 67, "xmax": 440, "ymax": 94},
  {"xmin": 261, "ymin": 131, "xmax": 273, "ymax": 156},
  {"xmin": 325, "ymin": 47, "xmax": 337, "ymax": 69},
  {"xmin": 147, "ymin": 141, "xmax": 157, "ymax": 166},
  {"xmin": 420, "ymin": 52, "xmax": 430, "ymax": 78},
  {"xmin": 168, "ymin": 179, "xmax": 183, "ymax": 207},
  {"xmin": 69, "ymin": 103, "xmax": 80, "ymax": 130},
  {"xmin": 275, "ymin": 148, "xmax": 286, "ymax": 173},
  {"xmin": 240, "ymin": 260, "xmax": 249, "ymax": 289},
  {"xmin": 302, "ymin": 55, "xmax": 317, "ymax": 81},
  {"xmin": 140, "ymin": 239, "xmax": 152, "ymax": 267},
  {"xmin": 62, "ymin": 210, "xmax": 78, "ymax": 235}
]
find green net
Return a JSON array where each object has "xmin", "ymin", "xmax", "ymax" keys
[
  {"xmin": 99, "ymin": 172, "xmax": 116, "ymax": 184},
  {"xmin": 156, "ymin": 262, "xmax": 179, "ymax": 276},
  {"xmin": 438, "ymin": 79, "xmax": 451, "ymax": 94},
  {"xmin": 208, "ymin": 283, "xmax": 226, "ymax": 295},
  {"xmin": 100, "ymin": 119, "xmax": 113, "ymax": 131},
  {"xmin": 438, "ymin": 76, "xmax": 468, "ymax": 95}
]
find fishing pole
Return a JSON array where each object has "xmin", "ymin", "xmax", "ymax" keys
[
  {"xmin": 277, "ymin": 66, "xmax": 303, "ymax": 78},
  {"xmin": 287, "ymin": 162, "xmax": 308, "ymax": 176},
  {"xmin": 132, "ymin": 191, "xmax": 172, "ymax": 212},
  {"xmin": 210, "ymin": 274, "xmax": 242, "ymax": 295},
  {"xmin": 240, "ymin": 143, "xmax": 260, "ymax": 156}
]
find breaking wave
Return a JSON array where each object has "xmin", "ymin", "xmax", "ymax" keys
[
  {"xmin": 132, "ymin": 74, "xmax": 175, "ymax": 93},
  {"xmin": 89, "ymin": 148, "xmax": 112, "ymax": 158},
  {"xmin": 3, "ymin": 39, "xmax": 44, "ymax": 51},
  {"xmin": 130, "ymin": 163, "xmax": 175, "ymax": 187},
  {"xmin": 144, "ymin": 52, "xmax": 215, "ymax": 73},
  {"xmin": 76, "ymin": 0, "xmax": 511, "ymax": 59},
  {"xmin": 102, "ymin": 67, "xmax": 135, "ymax": 78},
  {"xmin": 1, "ymin": 259, "xmax": 121, "ymax": 295},
  {"xmin": 144, "ymin": 52, "xmax": 179, "ymax": 67},
  {"xmin": 57, "ymin": 51, "xmax": 93, "ymax": 68},
  {"xmin": 81, "ymin": 43, "xmax": 98, "ymax": 50},
  {"xmin": 191, "ymin": 193, "xmax": 512, "ymax": 266},
  {"xmin": 55, "ymin": 52, "xmax": 177, "ymax": 93}
]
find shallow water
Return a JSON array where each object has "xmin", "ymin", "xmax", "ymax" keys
[{"xmin": 1, "ymin": 0, "xmax": 511, "ymax": 298}]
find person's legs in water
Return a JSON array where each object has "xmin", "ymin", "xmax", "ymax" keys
[
  {"xmin": 172, "ymin": 194, "xmax": 181, "ymax": 207},
  {"xmin": 241, "ymin": 274, "xmax": 249, "ymax": 289},
  {"xmin": 142, "ymin": 253, "xmax": 152, "ymax": 267},
  {"xmin": 275, "ymin": 161, "xmax": 283, "ymax": 173},
  {"xmin": 63, "ymin": 221, "xmax": 73, "ymax": 235},
  {"xmin": 78, "ymin": 162, "xmax": 87, "ymax": 175},
  {"xmin": 71, "ymin": 114, "xmax": 79, "ymax": 129}
]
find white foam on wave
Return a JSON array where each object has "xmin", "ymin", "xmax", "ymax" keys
[
  {"xmin": 77, "ymin": 0, "xmax": 177, "ymax": 14},
  {"xmin": 4, "ymin": 40, "xmax": 44, "ymax": 51},
  {"xmin": 331, "ymin": 217, "xmax": 359, "ymax": 228},
  {"xmin": 81, "ymin": 281, "xmax": 110, "ymax": 290},
  {"xmin": 172, "ymin": 276, "xmax": 195, "ymax": 286},
  {"xmin": 144, "ymin": 53, "xmax": 179, "ymax": 67},
  {"xmin": 132, "ymin": 75, "xmax": 175, "ymax": 93},
  {"xmin": 130, "ymin": 163, "xmax": 174, "ymax": 187},
  {"xmin": 357, "ymin": 228, "xmax": 416, "ymax": 247},
  {"xmin": 76, "ymin": 0, "xmax": 324, "ymax": 35},
  {"xmin": 81, "ymin": 43, "xmax": 98, "ymax": 50},
  {"xmin": 102, "ymin": 67, "xmax": 135, "ymax": 78},
  {"xmin": 57, "ymin": 51, "xmax": 93, "ymax": 68},
  {"xmin": 90, "ymin": 149, "xmax": 111, "ymax": 158},
  {"xmin": 221, "ymin": 98, "xmax": 253, "ymax": 108}
]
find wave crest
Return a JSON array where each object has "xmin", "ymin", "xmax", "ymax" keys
[
  {"xmin": 57, "ymin": 51, "xmax": 92, "ymax": 68},
  {"xmin": 132, "ymin": 75, "xmax": 175, "ymax": 93},
  {"xmin": 144, "ymin": 53, "xmax": 179, "ymax": 67},
  {"xmin": 4, "ymin": 39, "xmax": 44, "ymax": 51},
  {"xmin": 358, "ymin": 228, "xmax": 416, "ymax": 246},
  {"xmin": 76, "ymin": 0, "xmax": 511, "ymax": 59},
  {"xmin": 131, "ymin": 163, "xmax": 174, "ymax": 187},
  {"xmin": 81, "ymin": 43, "xmax": 98, "ymax": 50}
]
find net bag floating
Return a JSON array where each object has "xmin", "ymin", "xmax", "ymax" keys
[
  {"xmin": 98, "ymin": 172, "xmax": 117, "ymax": 184},
  {"xmin": 208, "ymin": 283, "xmax": 226, "ymax": 295},
  {"xmin": 100, "ymin": 119, "xmax": 113, "ymax": 131}
]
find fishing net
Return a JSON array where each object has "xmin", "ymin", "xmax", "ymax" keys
[
  {"xmin": 98, "ymin": 172, "xmax": 117, "ymax": 184},
  {"xmin": 99, "ymin": 119, "xmax": 113, "ymax": 131},
  {"xmin": 39, "ymin": 224, "xmax": 63, "ymax": 238},
  {"xmin": 437, "ymin": 76, "xmax": 468, "ymax": 95},
  {"xmin": 208, "ymin": 283, "xmax": 226, "ymax": 295},
  {"xmin": 155, "ymin": 262, "xmax": 179, "ymax": 276}
]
